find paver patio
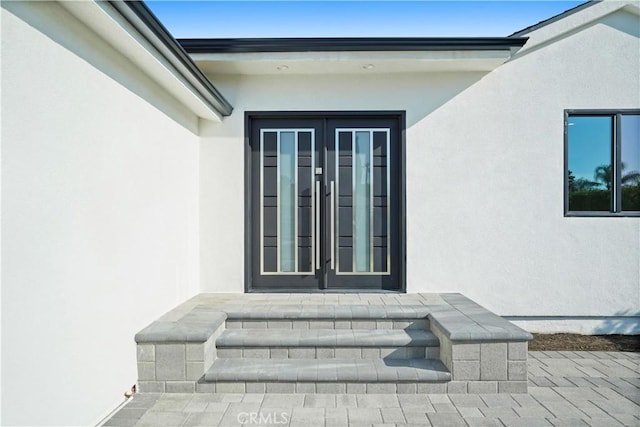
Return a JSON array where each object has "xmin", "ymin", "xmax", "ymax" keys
[{"xmin": 103, "ymin": 350, "xmax": 639, "ymax": 426}]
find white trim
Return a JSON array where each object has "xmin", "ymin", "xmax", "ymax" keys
[{"xmin": 60, "ymin": 1, "xmax": 226, "ymax": 121}]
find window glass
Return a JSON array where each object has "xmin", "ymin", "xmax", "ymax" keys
[
  {"xmin": 567, "ymin": 116, "xmax": 612, "ymax": 211},
  {"xmin": 621, "ymin": 115, "xmax": 640, "ymax": 211}
]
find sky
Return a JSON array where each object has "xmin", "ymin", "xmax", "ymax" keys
[{"xmin": 145, "ymin": 1, "xmax": 586, "ymax": 38}]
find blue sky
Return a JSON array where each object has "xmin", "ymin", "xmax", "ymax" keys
[{"xmin": 145, "ymin": 1, "xmax": 586, "ymax": 38}]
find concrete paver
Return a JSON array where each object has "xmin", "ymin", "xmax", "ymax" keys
[{"xmin": 104, "ymin": 351, "xmax": 640, "ymax": 426}]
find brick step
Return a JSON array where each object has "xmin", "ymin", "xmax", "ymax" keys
[
  {"xmin": 199, "ymin": 358, "xmax": 451, "ymax": 394},
  {"xmin": 223, "ymin": 304, "xmax": 431, "ymax": 330},
  {"xmin": 226, "ymin": 318, "xmax": 427, "ymax": 330},
  {"xmin": 217, "ymin": 346, "xmax": 438, "ymax": 359},
  {"xmin": 223, "ymin": 304, "xmax": 432, "ymax": 319},
  {"xmin": 216, "ymin": 329, "xmax": 440, "ymax": 359},
  {"xmin": 136, "ymin": 294, "xmax": 533, "ymax": 395}
]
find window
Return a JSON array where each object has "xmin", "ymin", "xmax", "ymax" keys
[{"xmin": 565, "ymin": 110, "xmax": 640, "ymax": 216}]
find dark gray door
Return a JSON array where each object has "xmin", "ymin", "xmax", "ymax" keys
[{"xmin": 248, "ymin": 114, "xmax": 402, "ymax": 291}]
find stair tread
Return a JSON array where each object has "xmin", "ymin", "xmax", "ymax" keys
[
  {"xmin": 204, "ymin": 358, "xmax": 451, "ymax": 382},
  {"xmin": 222, "ymin": 304, "xmax": 431, "ymax": 320},
  {"xmin": 217, "ymin": 329, "xmax": 439, "ymax": 348}
]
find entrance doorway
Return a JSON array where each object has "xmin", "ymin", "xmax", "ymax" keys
[{"xmin": 246, "ymin": 112, "xmax": 405, "ymax": 291}]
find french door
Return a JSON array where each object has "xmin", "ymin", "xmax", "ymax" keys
[{"xmin": 248, "ymin": 113, "xmax": 403, "ymax": 291}]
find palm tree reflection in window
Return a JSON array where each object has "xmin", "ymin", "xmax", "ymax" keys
[
  {"xmin": 568, "ymin": 113, "xmax": 640, "ymax": 213},
  {"xmin": 568, "ymin": 163, "xmax": 640, "ymax": 211}
]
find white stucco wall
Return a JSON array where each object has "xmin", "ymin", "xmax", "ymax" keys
[
  {"xmin": 406, "ymin": 8, "xmax": 639, "ymax": 326},
  {"xmin": 199, "ymin": 72, "xmax": 487, "ymax": 291},
  {"xmin": 2, "ymin": 4, "xmax": 200, "ymax": 426},
  {"xmin": 199, "ymin": 8, "xmax": 639, "ymax": 330}
]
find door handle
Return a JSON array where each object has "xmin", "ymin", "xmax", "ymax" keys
[
  {"xmin": 315, "ymin": 180, "xmax": 320, "ymax": 271},
  {"xmin": 330, "ymin": 180, "xmax": 335, "ymax": 270}
]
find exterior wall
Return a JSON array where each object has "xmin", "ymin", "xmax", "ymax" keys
[
  {"xmin": 2, "ymin": 4, "xmax": 200, "ymax": 426},
  {"xmin": 406, "ymin": 9, "xmax": 639, "ymax": 327},
  {"xmin": 199, "ymin": 72, "xmax": 486, "ymax": 291},
  {"xmin": 199, "ymin": 10, "xmax": 639, "ymax": 331}
]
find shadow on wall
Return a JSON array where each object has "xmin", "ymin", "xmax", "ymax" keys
[
  {"xmin": 592, "ymin": 310, "xmax": 640, "ymax": 335},
  {"xmin": 2, "ymin": 1, "xmax": 199, "ymax": 133},
  {"xmin": 199, "ymin": 71, "xmax": 489, "ymax": 138}
]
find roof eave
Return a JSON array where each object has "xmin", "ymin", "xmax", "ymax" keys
[
  {"xmin": 509, "ymin": 0, "xmax": 598, "ymax": 37},
  {"xmin": 106, "ymin": 1, "xmax": 233, "ymax": 117},
  {"xmin": 177, "ymin": 37, "xmax": 528, "ymax": 54}
]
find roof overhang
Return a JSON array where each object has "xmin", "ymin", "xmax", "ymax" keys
[
  {"xmin": 509, "ymin": 1, "xmax": 598, "ymax": 37},
  {"xmin": 60, "ymin": 1, "xmax": 232, "ymax": 120},
  {"xmin": 179, "ymin": 38, "xmax": 527, "ymax": 75},
  {"xmin": 508, "ymin": 1, "xmax": 639, "ymax": 55}
]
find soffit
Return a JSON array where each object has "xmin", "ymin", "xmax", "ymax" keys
[{"xmin": 189, "ymin": 50, "xmax": 516, "ymax": 75}]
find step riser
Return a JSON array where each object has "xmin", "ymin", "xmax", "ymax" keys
[
  {"xmin": 216, "ymin": 347, "xmax": 440, "ymax": 359},
  {"xmin": 194, "ymin": 381, "xmax": 450, "ymax": 394},
  {"xmin": 225, "ymin": 319, "xmax": 429, "ymax": 330}
]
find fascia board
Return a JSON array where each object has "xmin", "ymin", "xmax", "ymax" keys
[
  {"xmin": 178, "ymin": 37, "xmax": 527, "ymax": 54},
  {"xmin": 110, "ymin": 1, "xmax": 232, "ymax": 116},
  {"xmin": 60, "ymin": 1, "xmax": 230, "ymax": 121},
  {"xmin": 189, "ymin": 50, "xmax": 515, "ymax": 62}
]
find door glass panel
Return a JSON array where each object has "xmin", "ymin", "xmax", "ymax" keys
[
  {"xmin": 260, "ymin": 129, "xmax": 315, "ymax": 274},
  {"xmin": 621, "ymin": 115, "xmax": 640, "ymax": 211},
  {"xmin": 279, "ymin": 132, "xmax": 296, "ymax": 271},
  {"xmin": 354, "ymin": 131, "xmax": 371, "ymax": 272},
  {"xmin": 336, "ymin": 129, "xmax": 390, "ymax": 275}
]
